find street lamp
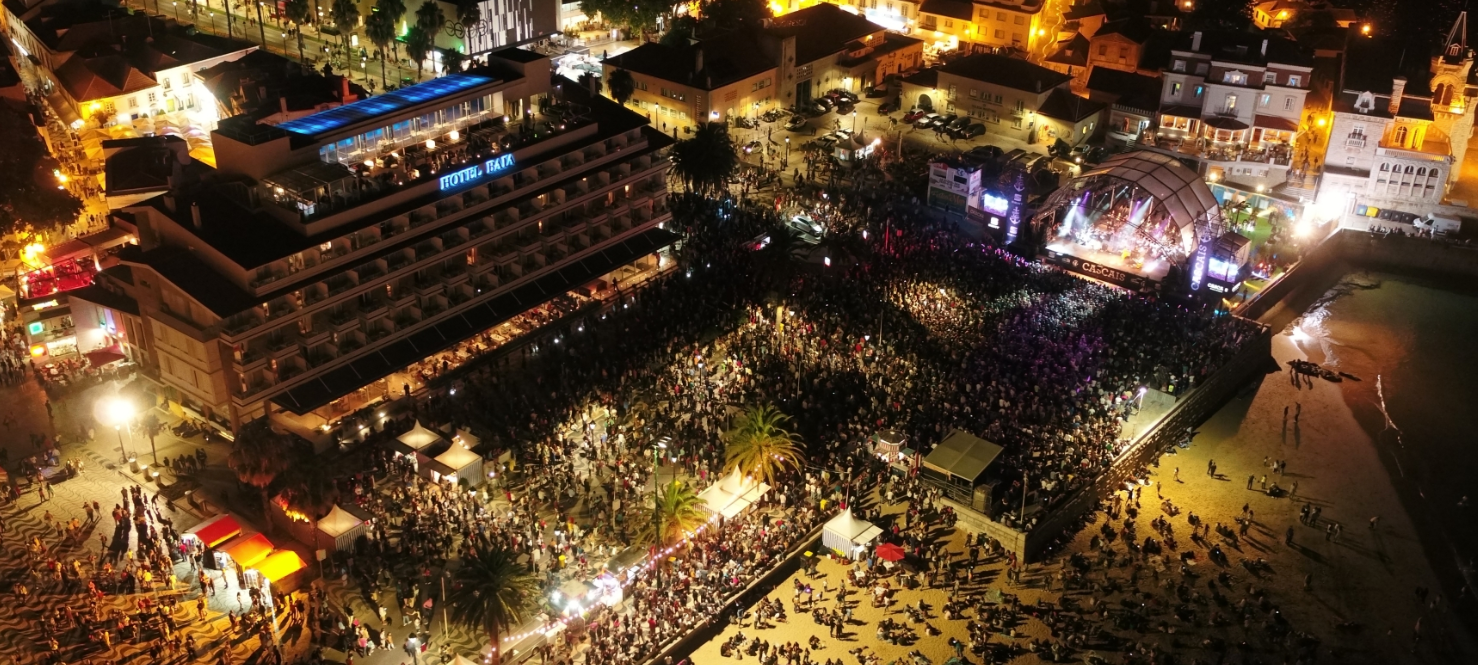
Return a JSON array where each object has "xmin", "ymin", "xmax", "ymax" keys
[{"xmin": 98, "ymin": 396, "xmax": 135, "ymax": 464}]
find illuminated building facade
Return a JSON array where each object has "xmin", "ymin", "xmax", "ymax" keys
[
  {"xmin": 1315, "ymin": 15, "xmax": 1477, "ymax": 228},
  {"xmin": 73, "ymin": 50, "xmax": 676, "ymax": 437}
]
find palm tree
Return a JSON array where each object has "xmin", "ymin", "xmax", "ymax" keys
[
  {"xmin": 444, "ymin": 544, "xmax": 539, "ymax": 665},
  {"xmin": 637, "ymin": 480, "xmax": 708, "ymax": 547},
  {"xmin": 756, "ymin": 224, "xmax": 809, "ymax": 289},
  {"xmin": 279, "ymin": 462, "xmax": 340, "ymax": 521},
  {"xmin": 139, "ymin": 413, "xmax": 164, "ymax": 465},
  {"xmin": 284, "ymin": 0, "xmax": 312, "ymax": 64},
  {"xmin": 365, "ymin": 9, "xmax": 397, "ymax": 87},
  {"xmin": 414, "ymin": 1, "xmax": 447, "ymax": 74},
  {"xmin": 227, "ymin": 421, "xmax": 295, "ymax": 529},
  {"xmin": 375, "ymin": 0, "xmax": 407, "ymax": 63},
  {"xmin": 606, "ymin": 68, "xmax": 636, "ymax": 106},
  {"xmin": 669, "ymin": 122, "xmax": 739, "ymax": 195},
  {"xmin": 453, "ymin": 0, "xmax": 480, "ymax": 35},
  {"xmin": 722, "ymin": 404, "xmax": 803, "ymax": 485},
  {"xmin": 405, "ymin": 25, "xmax": 433, "ymax": 80},
  {"xmin": 331, "ymin": 0, "xmax": 361, "ymax": 56}
]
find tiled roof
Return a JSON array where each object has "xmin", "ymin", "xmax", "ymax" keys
[
  {"xmin": 936, "ymin": 53, "xmax": 1070, "ymax": 93},
  {"xmin": 1036, "ymin": 88, "xmax": 1105, "ymax": 122}
]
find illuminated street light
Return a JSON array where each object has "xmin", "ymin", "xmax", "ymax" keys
[{"xmin": 97, "ymin": 396, "xmax": 136, "ymax": 463}]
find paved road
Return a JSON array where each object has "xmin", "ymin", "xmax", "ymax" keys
[{"xmin": 124, "ymin": 0, "xmax": 425, "ymax": 90}]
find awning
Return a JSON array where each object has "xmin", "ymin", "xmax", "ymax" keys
[
  {"xmin": 1253, "ymin": 114, "xmax": 1299, "ymax": 132},
  {"xmin": 1203, "ymin": 115, "xmax": 1250, "ymax": 131},
  {"xmin": 272, "ymin": 227, "xmax": 680, "ymax": 415},
  {"xmin": 85, "ymin": 346, "xmax": 126, "ymax": 367},
  {"xmin": 186, "ymin": 514, "xmax": 242, "ymax": 548},
  {"xmin": 698, "ymin": 469, "xmax": 771, "ymax": 518},
  {"xmin": 222, "ymin": 532, "xmax": 274, "ymax": 568},
  {"xmin": 435, "ymin": 444, "xmax": 482, "ymax": 471},
  {"xmin": 254, "ymin": 550, "xmax": 307, "ymax": 583}
]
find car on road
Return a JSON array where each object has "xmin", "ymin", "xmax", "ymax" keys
[
  {"xmin": 966, "ymin": 145, "xmax": 1004, "ymax": 162},
  {"xmin": 785, "ymin": 115, "xmax": 809, "ymax": 131}
]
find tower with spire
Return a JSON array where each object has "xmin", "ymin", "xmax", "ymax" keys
[{"xmin": 1428, "ymin": 11, "xmax": 1475, "ymax": 186}]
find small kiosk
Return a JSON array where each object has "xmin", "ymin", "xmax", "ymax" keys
[{"xmin": 822, "ymin": 509, "xmax": 883, "ymax": 558}]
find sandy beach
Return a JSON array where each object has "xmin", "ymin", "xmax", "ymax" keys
[{"xmin": 686, "ymin": 328, "xmax": 1476, "ymax": 664}]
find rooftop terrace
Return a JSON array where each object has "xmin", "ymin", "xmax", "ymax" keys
[{"xmin": 277, "ymin": 74, "xmax": 497, "ymax": 138}]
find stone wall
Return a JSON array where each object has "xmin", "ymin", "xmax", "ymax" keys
[{"xmin": 1018, "ymin": 328, "xmax": 1273, "ymax": 561}]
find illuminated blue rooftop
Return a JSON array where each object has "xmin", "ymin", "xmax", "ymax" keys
[{"xmin": 277, "ymin": 74, "xmax": 496, "ymax": 138}]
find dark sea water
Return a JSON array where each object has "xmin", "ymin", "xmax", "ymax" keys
[{"xmin": 1295, "ymin": 272, "xmax": 1478, "ymax": 605}]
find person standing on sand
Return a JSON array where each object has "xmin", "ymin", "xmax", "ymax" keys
[{"xmin": 1248, "ymin": 475, "xmax": 1255, "ymax": 490}]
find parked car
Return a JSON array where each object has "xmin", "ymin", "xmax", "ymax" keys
[
  {"xmin": 785, "ymin": 115, "xmax": 809, "ymax": 131},
  {"xmin": 947, "ymin": 116, "xmax": 971, "ymax": 132},
  {"xmin": 966, "ymin": 145, "xmax": 1004, "ymax": 161},
  {"xmin": 917, "ymin": 113, "xmax": 942, "ymax": 128},
  {"xmin": 902, "ymin": 108, "xmax": 927, "ymax": 123},
  {"xmin": 960, "ymin": 123, "xmax": 986, "ymax": 139},
  {"xmin": 814, "ymin": 97, "xmax": 834, "ymax": 111},
  {"xmin": 865, "ymin": 85, "xmax": 889, "ymax": 99},
  {"xmin": 836, "ymin": 102, "xmax": 856, "ymax": 116},
  {"xmin": 877, "ymin": 100, "xmax": 899, "ymax": 114}
]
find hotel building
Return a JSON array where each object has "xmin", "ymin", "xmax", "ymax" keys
[{"xmin": 72, "ymin": 49, "xmax": 677, "ymax": 441}]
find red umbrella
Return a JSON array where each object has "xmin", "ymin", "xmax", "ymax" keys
[{"xmin": 875, "ymin": 542, "xmax": 906, "ymax": 562}]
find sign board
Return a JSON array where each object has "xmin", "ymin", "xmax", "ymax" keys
[
  {"xmin": 439, "ymin": 153, "xmax": 516, "ymax": 191},
  {"xmin": 1043, "ymin": 250, "xmax": 1153, "ymax": 291}
]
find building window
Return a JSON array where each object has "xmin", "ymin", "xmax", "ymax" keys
[
  {"xmin": 1119, "ymin": 46, "xmax": 1129, "ymax": 59},
  {"xmin": 1284, "ymin": 97, "xmax": 1294, "ymax": 110},
  {"xmin": 1172, "ymin": 60, "xmax": 1186, "ymax": 72},
  {"xmin": 129, "ymin": 97, "xmax": 138, "ymax": 109},
  {"xmin": 1098, "ymin": 45, "xmax": 1108, "ymax": 56},
  {"xmin": 1288, "ymin": 75, "xmax": 1301, "ymax": 87},
  {"xmin": 1012, "ymin": 32, "xmax": 1023, "ymax": 44},
  {"xmin": 1224, "ymin": 94, "xmax": 1237, "ymax": 111},
  {"xmin": 1264, "ymin": 72, "xmax": 1277, "ymax": 84},
  {"xmin": 147, "ymin": 92, "xmax": 157, "ymax": 104},
  {"xmin": 1195, "ymin": 63, "xmax": 1208, "ymax": 75},
  {"xmin": 1014, "ymin": 15, "xmax": 1024, "ymax": 25},
  {"xmin": 1194, "ymin": 85, "xmax": 1204, "ymax": 99},
  {"xmin": 995, "ymin": 30, "xmax": 1004, "ymax": 38},
  {"xmin": 945, "ymin": 20, "xmax": 953, "ymax": 28},
  {"xmin": 183, "ymin": 75, "xmax": 192, "ymax": 88},
  {"xmin": 996, "ymin": 11, "xmax": 1005, "ymax": 20},
  {"xmin": 1171, "ymin": 82, "xmax": 1182, "ymax": 96},
  {"xmin": 1224, "ymin": 71, "xmax": 1246, "ymax": 84}
]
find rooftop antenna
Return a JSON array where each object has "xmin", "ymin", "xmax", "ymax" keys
[{"xmin": 1444, "ymin": 11, "xmax": 1468, "ymax": 55}]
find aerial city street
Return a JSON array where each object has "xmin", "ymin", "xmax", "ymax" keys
[{"xmin": 0, "ymin": 0, "xmax": 1474, "ymax": 663}]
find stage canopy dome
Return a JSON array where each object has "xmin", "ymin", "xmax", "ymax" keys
[{"xmin": 1071, "ymin": 150, "xmax": 1222, "ymax": 239}]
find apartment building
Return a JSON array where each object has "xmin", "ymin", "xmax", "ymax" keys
[
  {"xmin": 602, "ymin": 4, "xmax": 921, "ymax": 126},
  {"xmin": 70, "ymin": 50, "xmax": 677, "ymax": 439},
  {"xmin": 3, "ymin": 1, "xmax": 254, "ymax": 126},
  {"xmin": 773, "ymin": 0, "xmax": 922, "ymax": 32},
  {"xmin": 1315, "ymin": 19, "xmax": 1476, "ymax": 228},
  {"xmin": 901, "ymin": 52, "xmax": 1104, "ymax": 145},
  {"xmin": 915, "ymin": 0, "xmax": 1046, "ymax": 54},
  {"xmin": 1155, "ymin": 31, "xmax": 1314, "ymax": 191}
]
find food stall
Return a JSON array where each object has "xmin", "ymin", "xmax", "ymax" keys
[{"xmin": 822, "ymin": 509, "xmax": 883, "ymax": 558}]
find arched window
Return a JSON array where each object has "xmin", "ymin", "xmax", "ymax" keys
[
  {"xmin": 1417, "ymin": 167, "xmax": 1427, "ymax": 176},
  {"xmin": 1395, "ymin": 126, "xmax": 1409, "ymax": 145},
  {"xmin": 1380, "ymin": 163, "xmax": 1390, "ymax": 172},
  {"xmin": 1405, "ymin": 165, "xmax": 1414, "ymax": 174},
  {"xmin": 1435, "ymin": 83, "xmax": 1453, "ymax": 107}
]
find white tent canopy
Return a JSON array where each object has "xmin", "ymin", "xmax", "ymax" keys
[
  {"xmin": 698, "ymin": 469, "xmax": 772, "ymax": 518},
  {"xmin": 318, "ymin": 505, "xmax": 368, "ymax": 551},
  {"xmin": 434, "ymin": 444, "xmax": 485, "ymax": 487},
  {"xmin": 822, "ymin": 509, "xmax": 883, "ymax": 555},
  {"xmin": 397, "ymin": 421, "xmax": 443, "ymax": 451}
]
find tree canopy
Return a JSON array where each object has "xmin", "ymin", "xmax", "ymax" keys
[
  {"xmin": 723, "ymin": 404, "xmax": 804, "ymax": 485},
  {"xmin": 637, "ymin": 480, "xmax": 709, "ymax": 547},
  {"xmin": 702, "ymin": 0, "xmax": 772, "ymax": 26},
  {"xmin": 607, "ymin": 68, "xmax": 636, "ymax": 105},
  {"xmin": 445, "ymin": 544, "xmax": 539, "ymax": 665},
  {"xmin": 1185, "ymin": 0, "xmax": 1252, "ymax": 32},
  {"xmin": 0, "ymin": 108, "xmax": 82, "ymax": 236},
  {"xmin": 670, "ymin": 122, "xmax": 739, "ymax": 195},
  {"xmin": 580, "ymin": 0, "xmax": 663, "ymax": 37}
]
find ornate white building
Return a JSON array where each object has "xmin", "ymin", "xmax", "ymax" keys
[{"xmin": 1315, "ymin": 14, "xmax": 1477, "ymax": 228}]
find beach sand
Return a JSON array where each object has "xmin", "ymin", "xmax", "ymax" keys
[{"xmin": 687, "ymin": 329, "xmax": 1475, "ymax": 664}]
